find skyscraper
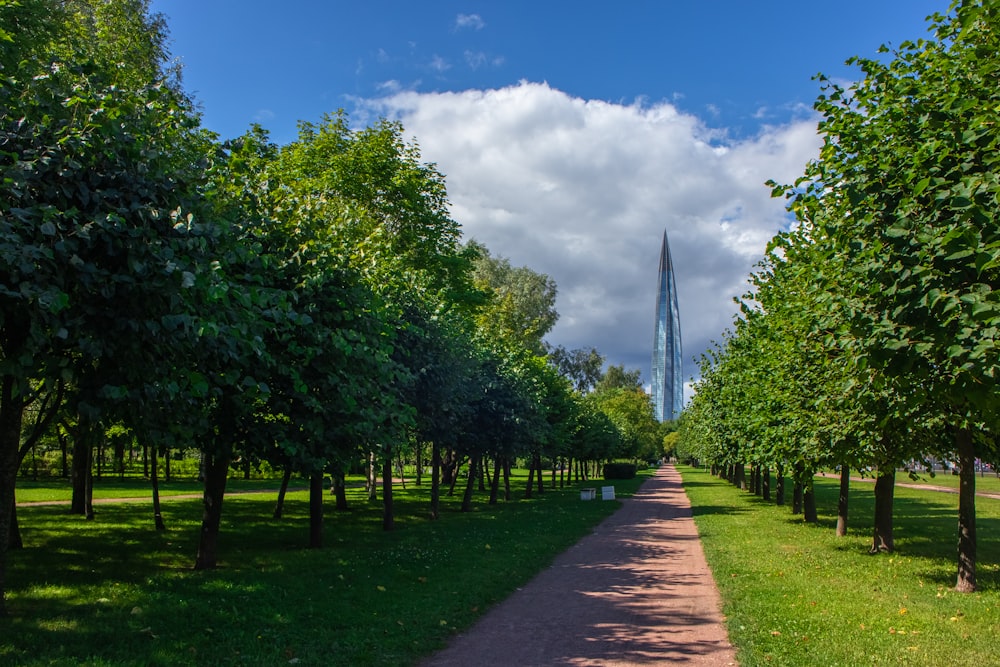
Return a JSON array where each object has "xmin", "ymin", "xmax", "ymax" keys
[{"xmin": 651, "ymin": 231, "xmax": 683, "ymax": 422}]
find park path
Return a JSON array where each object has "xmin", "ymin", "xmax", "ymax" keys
[{"xmin": 419, "ymin": 464, "xmax": 738, "ymax": 667}]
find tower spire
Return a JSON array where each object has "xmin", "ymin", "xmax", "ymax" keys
[{"xmin": 651, "ymin": 231, "xmax": 682, "ymax": 421}]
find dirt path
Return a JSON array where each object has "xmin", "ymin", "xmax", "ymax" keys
[{"xmin": 419, "ymin": 464, "xmax": 738, "ymax": 667}]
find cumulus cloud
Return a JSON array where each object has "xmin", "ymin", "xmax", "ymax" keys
[{"xmin": 360, "ymin": 82, "xmax": 820, "ymax": 386}]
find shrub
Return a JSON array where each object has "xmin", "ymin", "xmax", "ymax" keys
[{"xmin": 603, "ymin": 463, "xmax": 636, "ymax": 480}]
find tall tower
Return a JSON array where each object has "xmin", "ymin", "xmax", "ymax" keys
[{"xmin": 651, "ymin": 231, "xmax": 683, "ymax": 421}]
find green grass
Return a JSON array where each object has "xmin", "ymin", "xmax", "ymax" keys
[
  {"xmin": 679, "ymin": 465, "xmax": 1000, "ymax": 667},
  {"xmin": 14, "ymin": 477, "xmax": 300, "ymax": 503},
  {"xmin": 811, "ymin": 468, "xmax": 1000, "ymax": 495},
  {"xmin": 2, "ymin": 469, "xmax": 649, "ymax": 666}
]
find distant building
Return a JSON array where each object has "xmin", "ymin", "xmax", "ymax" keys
[{"xmin": 651, "ymin": 231, "xmax": 683, "ymax": 421}]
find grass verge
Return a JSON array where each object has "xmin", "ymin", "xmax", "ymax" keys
[
  {"xmin": 679, "ymin": 465, "xmax": 1000, "ymax": 667},
  {"xmin": 3, "ymin": 470, "xmax": 649, "ymax": 666}
]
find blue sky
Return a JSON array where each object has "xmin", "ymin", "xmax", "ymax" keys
[{"xmin": 152, "ymin": 0, "xmax": 948, "ymax": 392}]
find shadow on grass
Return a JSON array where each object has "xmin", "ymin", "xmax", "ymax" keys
[
  {"xmin": 681, "ymin": 466, "xmax": 1000, "ymax": 592},
  {"xmin": 5, "ymin": 476, "xmax": 647, "ymax": 666}
]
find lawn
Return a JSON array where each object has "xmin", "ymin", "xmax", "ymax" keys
[
  {"xmin": 679, "ymin": 465, "xmax": 1000, "ymax": 667},
  {"xmin": 2, "ymin": 469, "xmax": 649, "ymax": 666}
]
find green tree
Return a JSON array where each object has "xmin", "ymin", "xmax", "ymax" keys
[
  {"xmin": 594, "ymin": 364, "xmax": 642, "ymax": 393},
  {"xmin": 546, "ymin": 345, "xmax": 604, "ymax": 393},
  {"xmin": 774, "ymin": 0, "xmax": 1000, "ymax": 591},
  {"xmin": 469, "ymin": 241, "xmax": 558, "ymax": 355},
  {"xmin": 0, "ymin": 0, "xmax": 229, "ymax": 609}
]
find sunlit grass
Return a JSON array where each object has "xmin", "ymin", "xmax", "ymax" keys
[
  {"xmin": 680, "ymin": 465, "xmax": 1000, "ymax": 667},
  {"xmin": 3, "ymin": 468, "xmax": 649, "ymax": 666}
]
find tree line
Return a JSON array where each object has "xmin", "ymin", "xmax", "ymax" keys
[
  {"xmin": 678, "ymin": 0, "xmax": 1000, "ymax": 593},
  {"xmin": 0, "ymin": 0, "xmax": 672, "ymax": 616}
]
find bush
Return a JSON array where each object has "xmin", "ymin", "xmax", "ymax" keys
[{"xmin": 603, "ymin": 463, "xmax": 637, "ymax": 480}]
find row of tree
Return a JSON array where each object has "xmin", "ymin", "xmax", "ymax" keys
[
  {"xmin": 0, "ymin": 0, "xmax": 670, "ymax": 616},
  {"xmin": 678, "ymin": 0, "xmax": 1000, "ymax": 593}
]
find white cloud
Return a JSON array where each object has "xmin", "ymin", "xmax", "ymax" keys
[
  {"xmin": 360, "ymin": 82, "xmax": 820, "ymax": 384},
  {"xmin": 464, "ymin": 50, "xmax": 504, "ymax": 70},
  {"xmin": 253, "ymin": 108, "xmax": 275, "ymax": 122},
  {"xmin": 428, "ymin": 55, "xmax": 450, "ymax": 73},
  {"xmin": 455, "ymin": 13, "xmax": 486, "ymax": 31},
  {"xmin": 376, "ymin": 79, "xmax": 402, "ymax": 93},
  {"xmin": 464, "ymin": 50, "xmax": 488, "ymax": 69}
]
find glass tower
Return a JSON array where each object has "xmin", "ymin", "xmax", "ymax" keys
[{"xmin": 651, "ymin": 231, "xmax": 683, "ymax": 422}]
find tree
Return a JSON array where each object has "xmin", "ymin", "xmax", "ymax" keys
[
  {"xmin": 594, "ymin": 365, "xmax": 642, "ymax": 393},
  {"xmin": 774, "ymin": 0, "xmax": 1000, "ymax": 591},
  {"xmin": 546, "ymin": 345, "xmax": 604, "ymax": 393},
  {"xmin": 0, "ymin": 0, "xmax": 229, "ymax": 610},
  {"xmin": 469, "ymin": 241, "xmax": 558, "ymax": 355}
]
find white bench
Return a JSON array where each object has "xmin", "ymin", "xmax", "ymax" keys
[
  {"xmin": 602, "ymin": 485, "xmax": 615, "ymax": 500},
  {"xmin": 580, "ymin": 488, "xmax": 596, "ymax": 500}
]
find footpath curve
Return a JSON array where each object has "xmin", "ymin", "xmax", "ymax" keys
[{"xmin": 420, "ymin": 464, "xmax": 738, "ymax": 667}]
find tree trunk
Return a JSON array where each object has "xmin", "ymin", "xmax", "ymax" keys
[
  {"xmin": 503, "ymin": 458, "xmax": 511, "ymax": 501},
  {"xmin": 60, "ymin": 429, "xmax": 69, "ymax": 478},
  {"xmin": 415, "ymin": 442, "xmax": 423, "ymax": 486},
  {"xmin": 70, "ymin": 431, "xmax": 89, "ymax": 515},
  {"xmin": 333, "ymin": 472, "xmax": 349, "ymax": 512},
  {"xmin": 309, "ymin": 472, "xmax": 323, "ymax": 547},
  {"xmin": 836, "ymin": 464, "xmax": 850, "ymax": 537},
  {"xmin": 448, "ymin": 458, "xmax": 463, "ymax": 496},
  {"xmin": 367, "ymin": 451, "xmax": 377, "ymax": 502},
  {"xmin": 478, "ymin": 457, "xmax": 487, "ymax": 492},
  {"xmin": 273, "ymin": 467, "xmax": 292, "ymax": 519},
  {"xmin": 194, "ymin": 451, "xmax": 230, "ymax": 570},
  {"xmin": 7, "ymin": 503, "xmax": 21, "ymax": 550},
  {"xmin": 430, "ymin": 441, "xmax": 441, "ymax": 520},
  {"xmin": 441, "ymin": 448, "xmax": 457, "ymax": 487},
  {"xmin": 150, "ymin": 444, "xmax": 165, "ymax": 531},
  {"xmin": 164, "ymin": 449, "xmax": 171, "ymax": 482},
  {"xmin": 461, "ymin": 452, "xmax": 479, "ymax": 512},
  {"xmin": 524, "ymin": 456, "xmax": 535, "ymax": 499},
  {"xmin": 84, "ymin": 441, "xmax": 94, "ymax": 521},
  {"xmin": 489, "ymin": 456, "xmax": 502, "ymax": 505},
  {"xmin": 792, "ymin": 480, "xmax": 803, "ymax": 515},
  {"xmin": 382, "ymin": 451, "xmax": 394, "ymax": 531},
  {"xmin": 762, "ymin": 467, "xmax": 771, "ymax": 501},
  {"xmin": 956, "ymin": 427, "xmax": 977, "ymax": 592},
  {"xmin": 0, "ymin": 374, "xmax": 25, "ymax": 616},
  {"xmin": 535, "ymin": 454, "xmax": 544, "ymax": 494},
  {"xmin": 803, "ymin": 485, "xmax": 817, "ymax": 523},
  {"xmin": 775, "ymin": 467, "xmax": 785, "ymax": 506},
  {"xmin": 870, "ymin": 467, "xmax": 895, "ymax": 554}
]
